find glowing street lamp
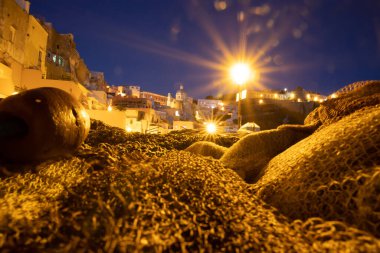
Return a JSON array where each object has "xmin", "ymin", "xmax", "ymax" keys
[
  {"xmin": 230, "ymin": 62, "xmax": 252, "ymax": 128},
  {"xmin": 230, "ymin": 63, "xmax": 251, "ymax": 86},
  {"xmin": 205, "ymin": 122, "xmax": 217, "ymax": 134}
]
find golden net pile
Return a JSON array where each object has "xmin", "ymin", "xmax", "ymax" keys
[
  {"xmin": 304, "ymin": 80, "xmax": 380, "ymax": 129},
  {"xmin": 253, "ymin": 81, "xmax": 380, "ymax": 238},
  {"xmin": 1, "ymin": 139, "xmax": 379, "ymax": 252},
  {"xmin": 0, "ymin": 81, "xmax": 379, "ymax": 252}
]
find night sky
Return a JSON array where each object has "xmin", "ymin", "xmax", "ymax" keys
[{"xmin": 30, "ymin": 0, "xmax": 380, "ymax": 98}]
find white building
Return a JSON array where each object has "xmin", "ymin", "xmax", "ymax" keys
[
  {"xmin": 197, "ymin": 99, "xmax": 223, "ymax": 109},
  {"xmin": 175, "ymin": 84, "xmax": 187, "ymax": 101}
]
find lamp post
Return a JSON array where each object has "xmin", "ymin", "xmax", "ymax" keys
[{"xmin": 230, "ymin": 63, "xmax": 251, "ymax": 128}]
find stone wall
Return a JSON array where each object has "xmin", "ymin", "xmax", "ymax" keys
[
  {"xmin": 87, "ymin": 109, "xmax": 127, "ymax": 130},
  {"xmin": 0, "ymin": 0, "xmax": 28, "ymax": 65},
  {"xmin": 20, "ymin": 68, "xmax": 88, "ymax": 101},
  {"xmin": 23, "ymin": 15, "xmax": 48, "ymax": 76},
  {"xmin": 43, "ymin": 23, "xmax": 90, "ymax": 85},
  {"xmin": 0, "ymin": 62, "xmax": 13, "ymax": 97},
  {"xmin": 242, "ymin": 98, "xmax": 319, "ymax": 129}
]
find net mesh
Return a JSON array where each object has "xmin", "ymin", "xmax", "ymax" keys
[
  {"xmin": 255, "ymin": 105, "xmax": 380, "ymax": 238},
  {"xmin": 1, "ymin": 81, "xmax": 380, "ymax": 251}
]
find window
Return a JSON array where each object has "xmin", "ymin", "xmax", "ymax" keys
[
  {"xmin": 241, "ymin": 89, "xmax": 247, "ymax": 100},
  {"xmin": 38, "ymin": 50, "xmax": 42, "ymax": 67},
  {"xmin": 10, "ymin": 26, "xmax": 16, "ymax": 43}
]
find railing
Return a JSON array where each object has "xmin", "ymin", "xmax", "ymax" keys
[{"xmin": 146, "ymin": 125, "xmax": 160, "ymax": 134}]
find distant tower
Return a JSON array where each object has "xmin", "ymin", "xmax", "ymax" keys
[
  {"xmin": 176, "ymin": 84, "xmax": 187, "ymax": 101},
  {"xmin": 167, "ymin": 93, "xmax": 172, "ymax": 107}
]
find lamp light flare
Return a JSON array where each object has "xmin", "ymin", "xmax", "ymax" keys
[
  {"xmin": 230, "ymin": 63, "xmax": 252, "ymax": 85},
  {"xmin": 206, "ymin": 122, "xmax": 217, "ymax": 134},
  {"xmin": 107, "ymin": 105, "xmax": 112, "ymax": 112}
]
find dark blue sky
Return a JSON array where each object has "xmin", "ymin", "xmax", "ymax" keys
[{"xmin": 30, "ymin": 0, "xmax": 380, "ymax": 98}]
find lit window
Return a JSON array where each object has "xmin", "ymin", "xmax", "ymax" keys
[
  {"xmin": 38, "ymin": 50, "xmax": 42, "ymax": 67},
  {"xmin": 10, "ymin": 26, "xmax": 16, "ymax": 43},
  {"xmin": 236, "ymin": 93, "xmax": 240, "ymax": 101},
  {"xmin": 241, "ymin": 89, "xmax": 247, "ymax": 99}
]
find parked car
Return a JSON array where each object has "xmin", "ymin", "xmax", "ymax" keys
[{"xmin": 237, "ymin": 122, "xmax": 260, "ymax": 135}]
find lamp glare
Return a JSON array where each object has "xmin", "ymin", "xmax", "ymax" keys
[
  {"xmin": 230, "ymin": 63, "xmax": 251, "ymax": 85},
  {"xmin": 206, "ymin": 122, "xmax": 217, "ymax": 134}
]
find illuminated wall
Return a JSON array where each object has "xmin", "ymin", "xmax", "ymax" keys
[
  {"xmin": 0, "ymin": 62, "xmax": 13, "ymax": 97},
  {"xmin": 23, "ymin": 15, "xmax": 48, "ymax": 77},
  {"xmin": 20, "ymin": 68, "xmax": 88, "ymax": 101},
  {"xmin": 0, "ymin": 0, "xmax": 29, "ymax": 92}
]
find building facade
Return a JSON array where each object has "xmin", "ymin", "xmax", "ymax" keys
[
  {"xmin": 175, "ymin": 84, "xmax": 186, "ymax": 101},
  {"xmin": 140, "ymin": 91, "xmax": 168, "ymax": 107},
  {"xmin": 241, "ymin": 88, "xmax": 326, "ymax": 103},
  {"xmin": 89, "ymin": 71, "xmax": 107, "ymax": 91},
  {"xmin": 23, "ymin": 15, "xmax": 48, "ymax": 79},
  {"xmin": 0, "ymin": 0, "xmax": 110, "ymax": 111},
  {"xmin": 42, "ymin": 22, "xmax": 90, "ymax": 85},
  {"xmin": 0, "ymin": 0, "xmax": 29, "ymax": 96},
  {"xmin": 112, "ymin": 96, "xmax": 152, "ymax": 109}
]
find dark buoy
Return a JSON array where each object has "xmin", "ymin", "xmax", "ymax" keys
[{"xmin": 0, "ymin": 87, "xmax": 91, "ymax": 162}]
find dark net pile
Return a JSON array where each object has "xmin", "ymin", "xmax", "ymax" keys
[
  {"xmin": 304, "ymin": 80, "xmax": 380, "ymax": 129},
  {"xmin": 254, "ymin": 105, "xmax": 380, "ymax": 239},
  {"xmin": 1, "ymin": 81, "xmax": 380, "ymax": 252},
  {"xmin": 185, "ymin": 141, "xmax": 228, "ymax": 159},
  {"xmin": 1, "ymin": 117, "xmax": 380, "ymax": 252},
  {"xmin": 252, "ymin": 81, "xmax": 380, "ymax": 238}
]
